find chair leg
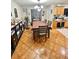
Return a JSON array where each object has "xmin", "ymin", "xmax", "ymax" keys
[
  {"xmin": 37, "ymin": 35, "xmax": 40, "ymax": 43},
  {"xmin": 44, "ymin": 35, "xmax": 46, "ymax": 42}
]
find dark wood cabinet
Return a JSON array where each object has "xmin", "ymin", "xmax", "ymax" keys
[{"xmin": 11, "ymin": 21, "xmax": 26, "ymax": 56}]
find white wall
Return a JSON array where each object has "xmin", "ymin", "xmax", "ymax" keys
[
  {"xmin": 22, "ymin": 7, "xmax": 34, "ymax": 23},
  {"xmin": 23, "ymin": 5, "xmax": 54, "ymax": 22},
  {"xmin": 11, "ymin": 0, "xmax": 26, "ymax": 22},
  {"xmin": 22, "ymin": 4, "xmax": 68, "ymax": 23},
  {"xmin": 42, "ymin": 5, "xmax": 55, "ymax": 22},
  {"xmin": 23, "ymin": 6, "xmax": 54, "ymax": 22}
]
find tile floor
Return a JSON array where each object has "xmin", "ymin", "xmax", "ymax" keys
[
  {"xmin": 12, "ymin": 28, "xmax": 68, "ymax": 59},
  {"xmin": 57, "ymin": 28, "xmax": 68, "ymax": 38}
]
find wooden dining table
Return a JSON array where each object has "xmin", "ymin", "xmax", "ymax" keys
[{"xmin": 31, "ymin": 20, "xmax": 51, "ymax": 39}]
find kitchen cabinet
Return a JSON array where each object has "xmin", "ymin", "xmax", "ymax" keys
[
  {"xmin": 54, "ymin": 6, "xmax": 64, "ymax": 15},
  {"xmin": 53, "ymin": 19, "xmax": 67, "ymax": 28}
]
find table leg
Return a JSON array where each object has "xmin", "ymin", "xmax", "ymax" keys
[
  {"xmin": 48, "ymin": 29, "xmax": 50, "ymax": 38},
  {"xmin": 33, "ymin": 30, "xmax": 35, "ymax": 40}
]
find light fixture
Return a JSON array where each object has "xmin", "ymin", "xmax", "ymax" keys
[
  {"xmin": 41, "ymin": 5, "xmax": 43, "ymax": 8},
  {"xmin": 34, "ymin": 0, "xmax": 44, "ymax": 12},
  {"xmin": 31, "ymin": 0, "xmax": 47, "ymax": 3},
  {"xmin": 34, "ymin": 5, "xmax": 39, "ymax": 9},
  {"xmin": 37, "ymin": 8, "xmax": 41, "ymax": 12}
]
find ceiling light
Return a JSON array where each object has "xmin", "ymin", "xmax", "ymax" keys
[
  {"xmin": 57, "ymin": 4, "xmax": 62, "ymax": 6},
  {"xmin": 34, "ymin": 5, "xmax": 39, "ymax": 9},
  {"xmin": 37, "ymin": 8, "xmax": 41, "ymax": 12},
  {"xmin": 41, "ymin": 5, "xmax": 43, "ymax": 8},
  {"xmin": 33, "ymin": 0, "xmax": 44, "ymax": 11},
  {"xmin": 31, "ymin": 0, "xmax": 47, "ymax": 3}
]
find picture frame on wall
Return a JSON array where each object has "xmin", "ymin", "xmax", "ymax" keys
[
  {"xmin": 51, "ymin": 9, "xmax": 52, "ymax": 14},
  {"xmin": 14, "ymin": 8, "xmax": 18, "ymax": 18},
  {"xmin": 42, "ymin": 11, "xmax": 45, "ymax": 16},
  {"xmin": 11, "ymin": 12, "xmax": 12, "ymax": 16}
]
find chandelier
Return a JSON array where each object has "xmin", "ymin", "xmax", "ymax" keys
[{"xmin": 34, "ymin": 0, "xmax": 44, "ymax": 12}]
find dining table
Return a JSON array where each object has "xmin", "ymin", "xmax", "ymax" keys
[{"xmin": 31, "ymin": 20, "xmax": 52, "ymax": 39}]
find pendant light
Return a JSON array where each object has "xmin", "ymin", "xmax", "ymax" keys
[{"xmin": 34, "ymin": 0, "xmax": 44, "ymax": 12}]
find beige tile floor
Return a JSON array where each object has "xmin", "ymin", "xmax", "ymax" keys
[
  {"xmin": 12, "ymin": 28, "xmax": 68, "ymax": 59},
  {"xmin": 57, "ymin": 28, "xmax": 68, "ymax": 38}
]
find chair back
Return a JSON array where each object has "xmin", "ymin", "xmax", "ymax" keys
[{"xmin": 38, "ymin": 26, "xmax": 48, "ymax": 34}]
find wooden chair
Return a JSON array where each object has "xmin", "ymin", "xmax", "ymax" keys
[{"xmin": 38, "ymin": 26, "xmax": 48, "ymax": 42}]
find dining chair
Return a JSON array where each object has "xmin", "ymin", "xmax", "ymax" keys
[{"xmin": 38, "ymin": 25, "xmax": 48, "ymax": 42}]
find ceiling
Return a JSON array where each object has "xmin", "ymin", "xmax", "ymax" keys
[{"xmin": 13, "ymin": 0, "xmax": 68, "ymax": 7}]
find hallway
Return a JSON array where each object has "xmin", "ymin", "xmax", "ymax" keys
[{"xmin": 12, "ymin": 28, "xmax": 68, "ymax": 59}]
